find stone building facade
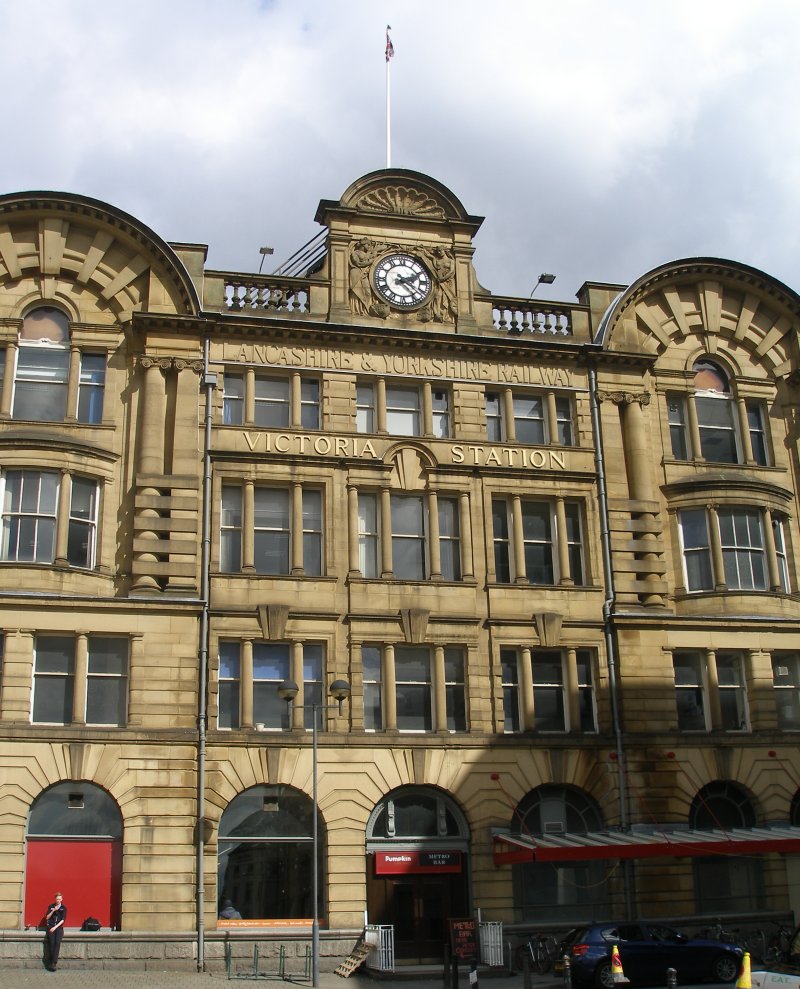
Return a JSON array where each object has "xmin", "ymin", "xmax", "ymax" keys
[{"xmin": 0, "ymin": 170, "xmax": 799, "ymax": 970}]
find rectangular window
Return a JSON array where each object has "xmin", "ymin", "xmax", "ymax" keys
[
  {"xmin": 500, "ymin": 648, "xmax": 520, "ymax": 733},
  {"xmin": 747, "ymin": 401, "xmax": 770, "ymax": 466},
  {"xmin": 719, "ymin": 507, "xmax": 767, "ymax": 590},
  {"xmin": 532, "ymin": 651, "xmax": 566, "ymax": 731},
  {"xmin": 668, "ymin": 393, "xmax": 689, "ymax": 459},
  {"xmin": 673, "ymin": 653, "xmax": 707, "ymax": 730},
  {"xmin": 391, "ymin": 495, "xmax": 425, "ymax": 580},
  {"xmin": 303, "ymin": 643, "xmax": 324, "ymax": 729},
  {"xmin": 223, "ymin": 373, "xmax": 244, "ymax": 425},
  {"xmin": 386, "ymin": 386, "xmax": 421, "ymax": 436},
  {"xmin": 485, "ymin": 392, "xmax": 503, "ymax": 442},
  {"xmin": 1, "ymin": 470, "xmax": 58, "ymax": 563},
  {"xmin": 492, "ymin": 500, "xmax": 511, "ymax": 583},
  {"xmin": 67, "ymin": 477, "xmax": 98, "ymax": 569},
  {"xmin": 395, "ymin": 646, "xmax": 432, "ymax": 731},
  {"xmin": 678, "ymin": 508, "xmax": 713, "ymax": 591},
  {"xmin": 522, "ymin": 502, "xmax": 554, "ymax": 584},
  {"xmin": 565, "ymin": 502, "xmax": 584, "ymax": 584},
  {"xmin": 300, "ymin": 379, "xmax": 320, "ymax": 429},
  {"xmin": 357, "ymin": 493, "xmax": 379, "ymax": 578},
  {"xmin": 218, "ymin": 641, "xmax": 241, "ymax": 729},
  {"xmin": 253, "ymin": 488, "xmax": 290, "ymax": 574},
  {"xmin": 302, "ymin": 490, "xmax": 322, "ymax": 575},
  {"xmin": 513, "ymin": 394, "xmax": 546, "ymax": 444},
  {"xmin": 220, "ymin": 485, "xmax": 243, "ymax": 571},
  {"xmin": 773, "ymin": 517, "xmax": 790, "ymax": 592},
  {"xmin": 696, "ymin": 395, "xmax": 738, "ymax": 463},
  {"xmin": 77, "ymin": 354, "xmax": 106, "ymax": 424},
  {"xmin": 86, "ymin": 636, "xmax": 128, "ymax": 726},
  {"xmin": 254, "ymin": 376, "xmax": 290, "ymax": 427},
  {"xmin": 576, "ymin": 650, "xmax": 597, "ymax": 731},
  {"xmin": 772, "ymin": 653, "xmax": 800, "ymax": 730},
  {"xmin": 432, "ymin": 389, "xmax": 450, "ymax": 438},
  {"xmin": 444, "ymin": 648, "xmax": 467, "ymax": 731},
  {"xmin": 13, "ymin": 346, "xmax": 69, "ymax": 421},
  {"xmin": 32, "ymin": 635, "xmax": 75, "ymax": 724},
  {"xmin": 362, "ymin": 645, "xmax": 383, "ymax": 731},
  {"xmin": 356, "ymin": 383, "xmax": 375, "ymax": 433},
  {"xmin": 555, "ymin": 396, "xmax": 574, "ymax": 446},
  {"xmin": 438, "ymin": 498, "xmax": 461, "ymax": 581},
  {"xmin": 252, "ymin": 642, "xmax": 290, "ymax": 729},
  {"xmin": 716, "ymin": 653, "xmax": 749, "ymax": 731}
]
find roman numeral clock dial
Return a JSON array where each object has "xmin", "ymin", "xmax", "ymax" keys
[{"xmin": 373, "ymin": 253, "xmax": 432, "ymax": 308}]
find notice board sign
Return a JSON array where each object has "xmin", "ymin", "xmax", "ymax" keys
[{"xmin": 449, "ymin": 917, "xmax": 478, "ymax": 961}]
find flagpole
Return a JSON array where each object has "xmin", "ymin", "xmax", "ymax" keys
[{"xmin": 385, "ymin": 25, "xmax": 393, "ymax": 168}]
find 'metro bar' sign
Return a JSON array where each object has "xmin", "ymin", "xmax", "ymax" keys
[{"xmin": 374, "ymin": 850, "xmax": 462, "ymax": 874}]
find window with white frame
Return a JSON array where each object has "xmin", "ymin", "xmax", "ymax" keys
[
  {"xmin": 222, "ymin": 373, "xmax": 244, "ymax": 425},
  {"xmin": 32, "ymin": 635, "xmax": 74, "ymax": 724},
  {"xmin": 12, "ymin": 307, "xmax": 106, "ymax": 424},
  {"xmin": 501, "ymin": 649, "xmax": 520, "ymax": 732},
  {"xmin": 395, "ymin": 646, "xmax": 432, "ymax": 731},
  {"xmin": 357, "ymin": 493, "xmax": 379, "ymax": 578},
  {"xmin": 666, "ymin": 361, "xmax": 771, "ymax": 466},
  {"xmin": 220, "ymin": 484, "xmax": 323, "ymax": 576},
  {"xmin": 356, "ymin": 383, "xmax": 375, "ymax": 433},
  {"xmin": 678, "ymin": 505, "xmax": 780, "ymax": 593},
  {"xmin": 576, "ymin": 652, "xmax": 597, "ymax": 731},
  {"xmin": 1, "ymin": 470, "xmax": 99, "ymax": 569},
  {"xmin": 771, "ymin": 653, "xmax": 800, "ymax": 730},
  {"xmin": 391, "ymin": 495, "xmax": 425, "ymax": 580},
  {"xmin": 85, "ymin": 636, "xmax": 128, "ymax": 726},
  {"xmin": 362, "ymin": 645, "xmax": 383, "ymax": 731},
  {"xmin": 218, "ymin": 641, "xmax": 241, "ymax": 729},
  {"xmin": 300, "ymin": 380, "xmax": 320, "ymax": 429},
  {"xmin": 386, "ymin": 385, "xmax": 421, "ymax": 436},
  {"xmin": 492, "ymin": 497, "xmax": 585, "ymax": 585},
  {"xmin": 431, "ymin": 389, "xmax": 450, "ymax": 438},
  {"xmin": 438, "ymin": 498, "xmax": 461, "ymax": 581},
  {"xmin": 484, "ymin": 387, "xmax": 576, "ymax": 445},
  {"xmin": 253, "ymin": 642, "xmax": 290, "ymax": 729},
  {"xmin": 501, "ymin": 648, "xmax": 596, "ymax": 733},
  {"xmin": 673, "ymin": 653, "xmax": 708, "ymax": 730},
  {"xmin": 444, "ymin": 648, "xmax": 467, "ymax": 731},
  {"xmin": 31, "ymin": 634, "xmax": 127, "ymax": 726},
  {"xmin": 532, "ymin": 652, "xmax": 566, "ymax": 731},
  {"xmin": 254, "ymin": 376, "xmax": 290, "ymax": 427},
  {"xmin": 716, "ymin": 653, "xmax": 749, "ymax": 731}
]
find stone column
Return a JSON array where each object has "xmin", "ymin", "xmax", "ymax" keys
[
  {"xmin": 707, "ymin": 504, "xmax": 726, "ymax": 589},
  {"xmin": 0, "ymin": 342, "xmax": 15, "ymax": 416},
  {"xmin": 511, "ymin": 495, "xmax": 527, "ymax": 583},
  {"xmin": 291, "ymin": 641, "xmax": 304, "ymax": 730},
  {"xmin": 66, "ymin": 347, "xmax": 81, "ymax": 422},
  {"xmin": 428, "ymin": 490, "xmax": 441, "ymax": 579},
  {"xmin": 736, "ymin": 398, "xmax": 755, "ymax": 463},
  {"xmin": 706, "ymin": 650, "xmax": 722, "ymax": 730},
  {"xmin": 422, "ymin": 382, "xmax": 433, "ymax": 437},
  {"xmin": 242, "ymin": 482, "xmax": 255, "ymax": 573},
  {"xmin": 132, "ymin": 357, "xmax": 168, "ymax": 592},
  {"xmin": 376, "ymin": 378, "xmax": 387, "ymax": 434},
  {"xmin": 545, "ymin": 392, "xmax": 558, "ymax": 444},
  {"xmin": 291, "ymin": 373, "xmax": 302, "ymax": 429},
  {"xmin": 245, "ymin": 367, "xmax": 255, "ymax": 425},
  {"xmin": 459, "ymin": 492, "xmax": 474, "ymax": 579},
  {"xmin": 241, "ymin": 639, "xmax": 254, "ymax": 729},
  {"xmin": 347, "ymin": 485, "xmax": 360, "ymax": 575},
  {"xmin": 433, "ymin": 645, "xmax": 447, "ymax": 732},
  {"xmin": 555, "ymin": 497, "xmax": 573, "ymax": 585},
  {"xmin": 383, "ymin": 644, "xmax": 397, "ymax": 731},
  {"xmin": 380, "ymin": 488, "xmax": 393, "ymax": 577},
  {"xmin": 502, "ymin": 388, "xmax": 515, "ymax": 441},
  {"xmin": 763, "ymin": 508, "xmax": 782, "ymax": 591},
  {"xmin": 72, "ymin": 633, "xmax": 88, "ymax": 726},
  {"xmin": 519, "ymin": 647, "xmax": 535, "ymax": 731},
  {"xmin": 291, "ymin": 483, "xmax": 304, "ymax": 574},
  {"xmin": 565, "ymin": 648, "xmax": 580, "ymax": 730},
  {"xmin": 687, "ymin": 394, "xmax": 702, "ymax": 460},
  {"xmin": 53, "ymin": 470, "xmax": 72, "ymax": 567}
]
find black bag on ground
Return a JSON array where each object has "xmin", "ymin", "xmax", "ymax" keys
[{"xmin": 81, "ymin": 917, "xmax": 101, "ymax": 932}]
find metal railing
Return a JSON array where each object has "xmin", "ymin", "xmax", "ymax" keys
[
  {"xmin": 479, "ymin": 920, "xmax": 504, "ymax": 966},
  {"xmin": 365, "ymin": 924, "xmax": 395, "ymax": 972}
]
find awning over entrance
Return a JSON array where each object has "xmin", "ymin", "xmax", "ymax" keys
[{"xmin": 492, "ymin": 826, "xmax": 800, "ymax": 865}]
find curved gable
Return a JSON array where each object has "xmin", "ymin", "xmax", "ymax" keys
[
  {"xmin": 597, "ymin": 258, "xmax": 800, "ymax": 379},
  {"xmin": 0, "ymin": 191, "xmax": 201, "ymax": 322}
]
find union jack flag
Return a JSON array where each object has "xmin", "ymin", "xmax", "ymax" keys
[{"xmin": 385, "ymin": 25, "xmax": 394, "ymax": 62}]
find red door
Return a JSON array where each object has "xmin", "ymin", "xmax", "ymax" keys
[{"xmin": 25, "ymin": 838, "xmax": 122, "ymax": 929}]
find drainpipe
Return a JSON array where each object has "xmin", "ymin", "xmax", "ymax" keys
[
  {"xmin": 588, "ymin": 365, "xmax": 632, "ymax": 915},
  {"xmin": 197, "ymin": 338, "xmax": 217, "ymax": 970}
]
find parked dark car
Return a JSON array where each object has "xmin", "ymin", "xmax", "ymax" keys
[{"xmin": 557, "ymin": 921, "xmax": 744, "ymax": 988}]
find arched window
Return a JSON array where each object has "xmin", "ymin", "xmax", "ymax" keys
[
  {"xmin": 511, "ymin": 785, "xmax": 609, "ymax": 922},
  {"xmin": 11, "ymin": 305, "xmax": 105, "ymax": 424},
  {"xmin": 367, "ymin": 787, "xmax": 468, "ymax": 840},
  {"xmin": 25, "ymin": 782, "xmax": 123, "ymax": 929},
  {"xmin": 666, "ymin": 359, "xmax": 770, "ymax": 466},
  {"xmin": 690, "ymin": 781, "xmax": 764, "ymax": 913},
  {"xmin": 218, "ymin": 784, "xmax": 322, "ymax": 922}
]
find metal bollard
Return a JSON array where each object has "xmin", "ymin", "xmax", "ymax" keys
[
  {"xmin": 667, "ymin": 967, "xmax": 677, "ymax": 989},
  {"xmin": 563, "ymin": 954, "xmax": 572, "ymax": 989},
  {"xmin": 523, "ymin": 949, "xmax": 532, "ymax": 989}
]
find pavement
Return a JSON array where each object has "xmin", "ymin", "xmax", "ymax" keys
[{"xmin": 0, "ymin": 965, "xmax": 549, "ymax": 989}]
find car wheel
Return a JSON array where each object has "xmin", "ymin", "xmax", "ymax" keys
[
  {"xmin": 712, "ymin": 954, "xmax": 741, "ymax": 983},
  {"xmin": 594, "ymin": 959, "xmax": 615, "ymax": 989}
]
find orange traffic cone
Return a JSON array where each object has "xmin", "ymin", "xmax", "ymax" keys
[
  {"xmin": 611, "ymin": 945, "xmax": 630, "ymax": 984},
  {"xmin": 736, "ymin": 952, "xmax": 751, "ymax": 989}
]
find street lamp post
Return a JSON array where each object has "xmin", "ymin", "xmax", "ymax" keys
[{"xmin": 277, "ymin": 677, "xmax": 351, "ymax": 988}]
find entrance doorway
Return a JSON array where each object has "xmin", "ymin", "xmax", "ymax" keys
[{"xmin": 365, "ymin": 787, "xmax": 470, "ymax": 964}]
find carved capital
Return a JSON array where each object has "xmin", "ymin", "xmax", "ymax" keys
[{"xmin": 597, "ymin": 390, "xmax": 651, "ymax": 408}]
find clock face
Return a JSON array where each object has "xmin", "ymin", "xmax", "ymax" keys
[{"xmin": 373, "ymin": 253, "xmax": 432, "ymax": 308}]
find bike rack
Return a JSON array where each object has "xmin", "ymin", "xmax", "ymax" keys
[{"xmin": 224, "ymin": 941, "xmax": 312, "ymax": 982}]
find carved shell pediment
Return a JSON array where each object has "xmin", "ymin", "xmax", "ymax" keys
[{"xmin": 354, "ymin": 184, "xmax": 446, "ymax": 220}]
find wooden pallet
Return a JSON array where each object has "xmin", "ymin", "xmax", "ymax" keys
[{"xmin": 335, "ymin": 940, "xmax": 371, "ymax": 978}]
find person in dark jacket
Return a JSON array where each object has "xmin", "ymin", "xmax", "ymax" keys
[{"xmin": 44, "ymin": 892, "xmax": 67, "ymax": 971}]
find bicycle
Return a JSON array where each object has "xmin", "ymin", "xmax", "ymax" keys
[
  {"xmin": 764, "ymin": 920, "xmax": 794, "ymax": 965},
  {"xmin": 515, "ymin": 932, "xmax": 560, "ymax": 974}
]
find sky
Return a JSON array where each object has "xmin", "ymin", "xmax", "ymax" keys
[{"xmin": 2, "ymin": 0, "xmax": 799, "ymax": 302}]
